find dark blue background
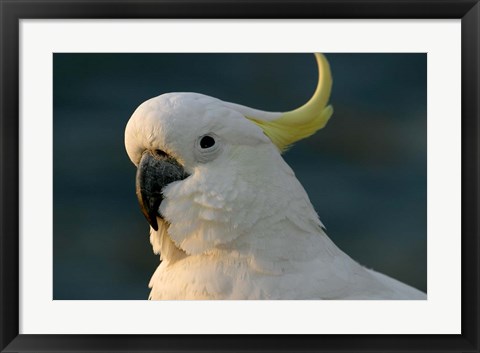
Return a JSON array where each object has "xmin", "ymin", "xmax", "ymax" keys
[{"xmin": 53, "ymin": 53, "xmax": 427, "ymax": 299}]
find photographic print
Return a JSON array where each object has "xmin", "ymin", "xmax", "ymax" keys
[
  {"xmin": 53, "ymin": 53, "xmax": 427, "ymax": 300},
  {"xmin": 2, "ymin": 1, "xmax": 476, "ymax": 349}
]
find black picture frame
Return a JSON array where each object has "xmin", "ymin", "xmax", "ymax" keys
[{"xmin": 1, "ymin": 1, "xmax": 478, "ymax": 352}]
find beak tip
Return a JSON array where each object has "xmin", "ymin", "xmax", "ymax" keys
[
  {"xmin": 143, "ymin": 207, "xmax": 159, "ymax": 231},
  {"xmin": 150, "ymin": 217, "xmax": 159, "ymax": 231}
]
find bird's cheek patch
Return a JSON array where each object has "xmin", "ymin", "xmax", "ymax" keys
[
  {"xmin": 160, "ymin": 197, "xmax": 241, "ymax": 255},
  {"xmin": 159, "ymin": 186, "xmax": 242, "ymax": 254}
]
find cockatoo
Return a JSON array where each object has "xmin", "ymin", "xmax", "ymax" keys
[{"xmin": 125, "ymin": 54, "xmax": 426, "ymax": 300}]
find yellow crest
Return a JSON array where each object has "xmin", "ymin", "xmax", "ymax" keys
[{"xmin": 247, "ymin": 53, "xmax": 333, "ymax": 152}]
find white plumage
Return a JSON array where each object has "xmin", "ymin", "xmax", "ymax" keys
[{"xmin": 124, "ymin": 54, "xmax": 426, "ymax": 300}]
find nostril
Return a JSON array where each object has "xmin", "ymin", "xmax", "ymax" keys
[{"xmin": 154, "ymin": 149, "xmax": 168, "ymax": 158}]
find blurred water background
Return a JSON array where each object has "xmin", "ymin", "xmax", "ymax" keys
[{"xmin": 53, "ymin": 53, "xmax": 426, "ymax": 299}]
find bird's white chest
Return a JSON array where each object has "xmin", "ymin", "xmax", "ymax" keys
[{"xmin": 148, "ymin": 253, "xmax": 275, "ymax": 300}]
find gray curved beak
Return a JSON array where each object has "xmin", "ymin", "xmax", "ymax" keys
[{"xmin": 135, "ymin": 150, "xmax": 189, "ymax": 231}]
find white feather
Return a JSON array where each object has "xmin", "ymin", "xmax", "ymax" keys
[{"xmin": 125, "ymin": 92, "xmax": 426, "ymax": 300}]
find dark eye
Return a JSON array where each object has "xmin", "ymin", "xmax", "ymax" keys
[{"xmin": 200, "ymin": 135, "xmax": 216, "ymax": 149}]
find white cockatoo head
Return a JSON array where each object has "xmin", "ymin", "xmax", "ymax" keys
[{"xmin": 125, "ymin": 53, "xmax": 333, "ymax": 262}]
